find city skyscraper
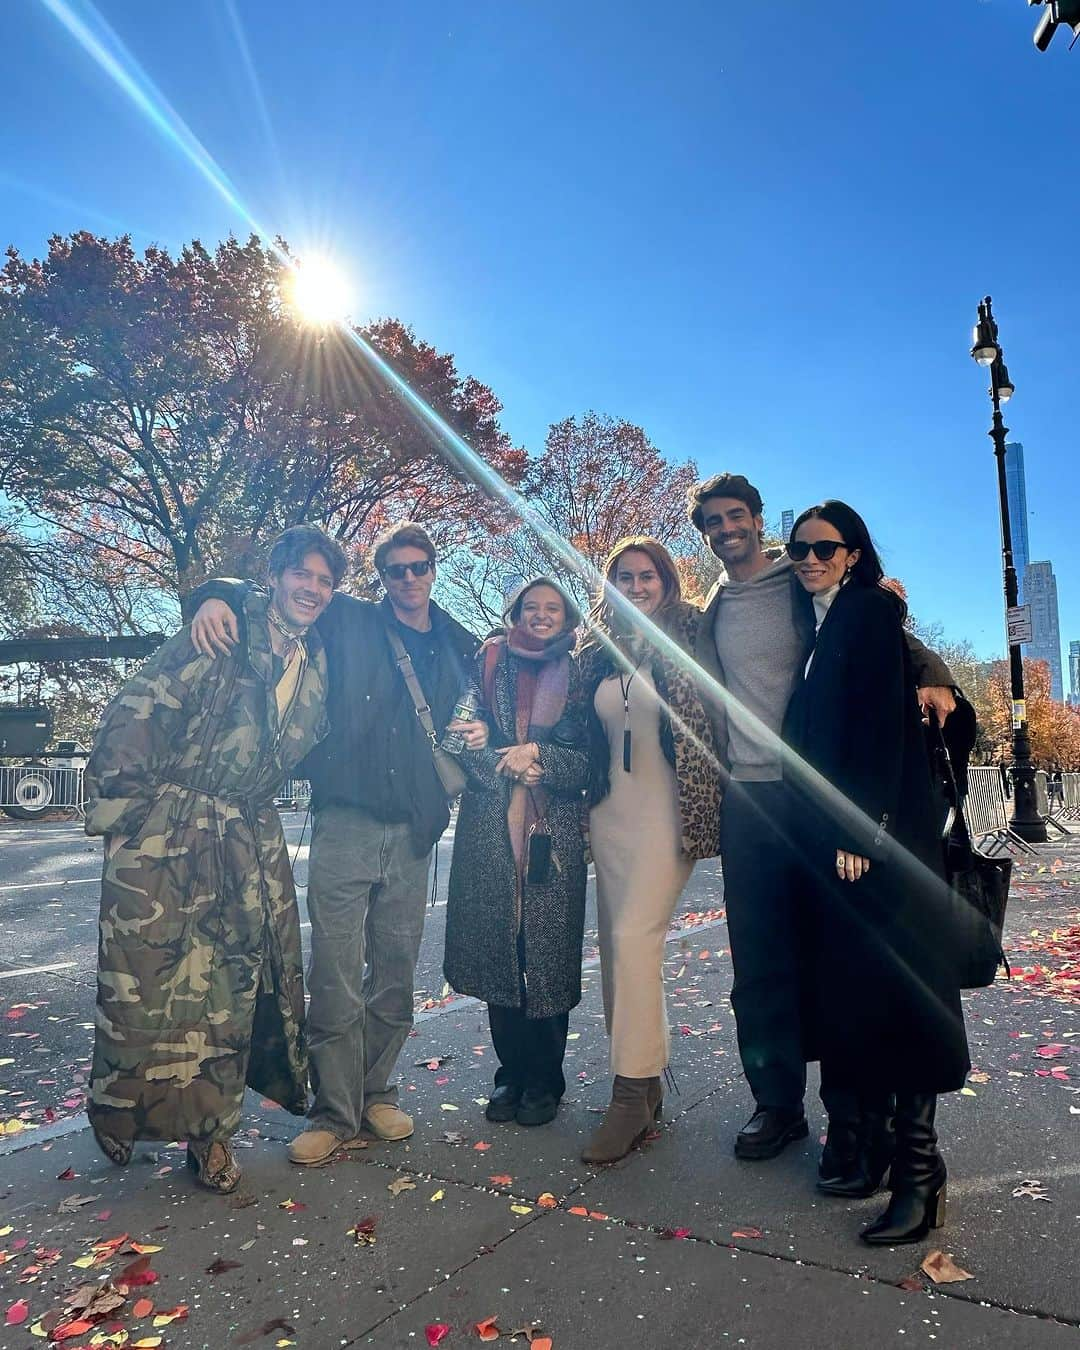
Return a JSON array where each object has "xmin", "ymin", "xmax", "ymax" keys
[
  {"xmin": 1070, "ymin": 640, "xmax": 1080, "ymax": 709},
  {"xmin": 780, "ymin": 508, "xmax": 794, "ymax": 542},
  {"xmin": 1024, "ymin": 561, "xmax": 1064, "ymax": 702},
  {"xmin": 1004, "ymin": 442, "xmax": 1030, "ymax": 604}
]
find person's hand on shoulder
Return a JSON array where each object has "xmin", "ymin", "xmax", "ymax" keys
[{"xmin": 191, "ymin": 600, "xmax": 239, "ymax": 658}]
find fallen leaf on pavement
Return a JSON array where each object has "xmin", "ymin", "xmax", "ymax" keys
[
  {"xmin": 510, "ymin": 1203, "xmax": 533, "ymax": 1215},
  {"xmin": 475, "ymin": 1315, "xmax": 500, "ymax": 1341},
  {"xmin": 921, "ymin": 1250, "xmax": 973, "ymax": 1284},
  {"xmin": 349, "ymin": 1217, "xmax": 378, "ymax": 1247},
  {"xmin": 57, "ymin": 1194, "xmax": 100, "ymax": 1214},
  {"xmin": 152, "ymin": 1305, "xmax": 189, "ymax": 1327},
  {"xmin": 536, "ymin": 1193, "xmax": 557, "ymax": 1208},
  {"xmin": 896, "ymin": 1276, "xmax": 923, "ymax": 1291},
  {"xmin": 234, "ymin": 1318, "xmax": 296, "ymax": 1344},
  {"xmin": 473, "ymin": 1141, "xmax": 491, "ymax": 1151},
  {"xmin": 52, "ymin": 1319, "xmax": 95, "ymax": 1341},
  {"xmin": 1012, "ymin": 1178, "xmax": 1051, "ymax": 1201},
  {"xmin": 206, "ymin": 1258, "xmax": 243, "ymax": 1275},
  {"xmin": 424, "ymin": 1325, "xmax": 451, "ymax": 1346},
  {"xmin": 489, "ymin": 1175, "xmax": 513, "ymax": 1186},
  {"xmin": 277, "ymin": 1199, "xmax": 306, "ymax": 1212},
  {"xmin": 387, "ymin": 1176, "xmax": 416, "ymax": 1196},
  {"xmin": 6, "ymin": 1299, "xmax": 29, "ymax": 1326},
  {"xmin": 56, "ymin": 1168, "xmax": 77, "ymax": 1181},
  {"xmin": 731, "ymin": 1227, "xmax": 763, "ymax": 1239},
  {"xmin": 132, "ymin": 1299, "xmax": 154, "ymax": 1318}
]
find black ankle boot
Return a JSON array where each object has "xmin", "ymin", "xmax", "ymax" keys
[
  {"xmin": 818, "ymin": 1118, "xmax": 860, "ymax": 1186},
  {"xmin": 861, "ymin": 1094, "xmax": 946, "ymax": 1245},
  {"xmin": 819, "ymin": 1098, "xmax": 895, "ymax": 1198}
]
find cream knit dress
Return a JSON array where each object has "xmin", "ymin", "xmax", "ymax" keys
[{"xmin": 590, "ymin": 665, "xmax": 693, "ymax": 1078}]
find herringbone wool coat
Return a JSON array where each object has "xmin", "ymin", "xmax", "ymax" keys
[
  {"xmin": 444, "ymin": 651, "xmax": 590, "ymax": 1019},
  {"xmin": 84, "ymin": 589, "xmax": 328, "ymax": 1144}
]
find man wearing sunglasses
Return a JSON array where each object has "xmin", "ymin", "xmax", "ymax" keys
[
  {"xmin": 189, "ymin": 521, "xmax": 486, "ymax": 1165},
  {"xmin": 687, "ymin": 474, "xmax": 956, "ymax": 1168}
]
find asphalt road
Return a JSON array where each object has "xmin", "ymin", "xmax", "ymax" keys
[{"xmin": 0, "ymin": 812, "xmax": 724, "ymax": 1135}]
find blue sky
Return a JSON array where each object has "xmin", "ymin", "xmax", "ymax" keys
[{"xmin": 2, "ymin": 0, "xmax": 1077, "ymax": 671}]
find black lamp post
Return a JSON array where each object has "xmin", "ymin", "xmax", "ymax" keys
[{"xmin": 970, "ymin": 296, "xmax": 1047, "ymax": 843}]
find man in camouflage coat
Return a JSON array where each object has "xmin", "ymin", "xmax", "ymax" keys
[{"xmin": 84, "ymin": 525, "xmax": 344, "ymax": 1192}]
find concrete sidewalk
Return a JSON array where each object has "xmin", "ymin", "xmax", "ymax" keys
[{"xmin": 2, "ymin": 838, "xmax": 1078, "ymax": 1348}]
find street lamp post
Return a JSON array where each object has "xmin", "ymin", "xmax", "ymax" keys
[{"xmin": 970, "ymin": 296, "xmax": 1047, "ymax": 844}]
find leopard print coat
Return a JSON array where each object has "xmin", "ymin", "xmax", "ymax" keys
[{"xmin": 578, "ymin": 601, "xmax": 722, "ymax": 862}]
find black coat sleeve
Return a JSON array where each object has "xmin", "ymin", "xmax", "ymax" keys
[{"xmin": 828, "ymin": 589, "xmax": 908, "ymax": 859}]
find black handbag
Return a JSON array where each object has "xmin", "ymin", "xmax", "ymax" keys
[{"xmin": 926, "ymin": 721, "xmax": 1011, "ymax": 989}]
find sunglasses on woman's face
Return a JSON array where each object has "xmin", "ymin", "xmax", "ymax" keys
[
  {"xmin": 786, "ymin": 540, "xmax": 849, "ymax": 562},
  {"xmin": 381, "ymin": 560, "xmax": 435, "ymax": 580}
]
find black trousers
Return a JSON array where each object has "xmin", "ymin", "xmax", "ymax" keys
[
  {"xmin": 488, "ymin": 1004, "xmax": 569, "ymax": 1097},
  {"xmin": 720, "ymin": 779, "xmax": 854, "ymax": 1122}
]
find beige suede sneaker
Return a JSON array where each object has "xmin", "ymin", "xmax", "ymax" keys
[
  {"xmin": 362, "ymin": 1104, "xmax": 414, "ymax": 1141},
  {"xmin": 287, "ymin": 1128, "xmax": 345, "ymax": 1165}
]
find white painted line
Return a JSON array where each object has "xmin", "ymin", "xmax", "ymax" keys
[
  {"xmin": 0, "ymin": 961, "xmax": 77, "ymax": 979},
  {"xmin": 0, "ymin": 877, "xmax": 98, "ymax": 894}
]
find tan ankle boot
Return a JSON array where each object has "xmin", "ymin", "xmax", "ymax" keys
[{"xmin": 581, "ymin": 1076, "xmax": 660, "ymax": 1164}]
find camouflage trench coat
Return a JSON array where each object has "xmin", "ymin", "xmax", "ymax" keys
[{"xmin": 83, "ymin": 590, "xmax": 328, "ymax": 1145}]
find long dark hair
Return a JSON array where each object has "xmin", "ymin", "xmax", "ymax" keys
[{"xmin": 789, "ymin": 500, "xmax": 907, "ymax": 621}]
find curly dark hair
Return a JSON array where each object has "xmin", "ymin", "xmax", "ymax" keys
[
  {"xmin": 686, "ymin": 473, "xmax": 764, "ymax": 533},
  {"xmin": 267, "ymin": 524, "xmax": 347, "ymax": 587}
]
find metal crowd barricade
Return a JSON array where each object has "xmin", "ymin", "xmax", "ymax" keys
[
  {"xmin": 275, "ymin": 779, "xmax": 311, "ymax": 811},
  {"xmin": 963, "ymin": 765, "xmax": 1037, "ymax": 856},
  {"xmin": 1038, "ymin": 770, "xmax": 1070, "ymax": 838},
  {"xmin": 0, "ymin": 764, "xmax": 86, "ymax": 819},
  {"xmin": 1049, "ymin": 771, "xmax": 1080, "ymax": 830},
  {"xmin": 1064, "ymin": 773, "xmax": 1080, "ymax": 821}
]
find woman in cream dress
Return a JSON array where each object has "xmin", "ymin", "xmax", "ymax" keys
[{"xmin": 577, "ymin": 538, "xmax": 722, "ymax": 1163}]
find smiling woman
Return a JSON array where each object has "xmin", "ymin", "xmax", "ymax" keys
[{"xmin": 284, "ymin": 256, "xmax": 352, "ymax": 325}]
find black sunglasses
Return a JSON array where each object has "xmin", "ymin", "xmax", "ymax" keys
[
  {"xmin": 786, "ymin": 540, "xmax": 850, "ymax": 562},
  {"xmin": 381, "ymin": 560, "xmax": 435, "ymax": 580}
]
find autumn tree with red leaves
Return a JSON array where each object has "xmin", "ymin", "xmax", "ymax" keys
[
  {"xmin": 439, "ymin": 411, "xmax": 711, "ymax": 628},
  {"xmin": 0, "ymin": 232, "xmax": 524, "ymax": 619}
]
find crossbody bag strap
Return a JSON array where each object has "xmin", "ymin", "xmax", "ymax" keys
[{"xmin": 385, "ymin": 626, "xmax": 439, "ymax": 749}]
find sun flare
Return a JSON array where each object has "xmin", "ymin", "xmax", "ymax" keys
[{"xmin": 286, "ymin": 256, "xmax": 351, "ymax": 325}]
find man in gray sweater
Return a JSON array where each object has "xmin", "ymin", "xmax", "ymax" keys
[{"xmin": 690, "ymin": 474, "xmax": 956, "ymax": 1169}]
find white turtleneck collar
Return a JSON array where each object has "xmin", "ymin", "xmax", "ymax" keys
[{"xmin": 812, "ymin": 582, "xmax": 843, "ymax": 632}]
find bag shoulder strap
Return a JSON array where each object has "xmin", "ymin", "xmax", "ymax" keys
[{"xmin": 385, "ymin": 625, "xmax": 438, "ymax": 747}]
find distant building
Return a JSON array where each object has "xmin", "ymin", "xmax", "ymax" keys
[
  {"xmin": 780, "ymin": 509, "xmax": 794, "ymax": 542},
  {"xmin": 1004, "ymin": 442, "xmax": 1030, "ymax": 604},
  {"xmin": 1024, "ymin": 561, "xmax": 1064, "ymax": 702},
  {"xmin": 1070, "ymin": 640, "xmax": 1080, "ymax": 709}
]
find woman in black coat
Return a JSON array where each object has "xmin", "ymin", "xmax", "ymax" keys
[
  {"xmin": 782, "ymin": 501, "xmax": 970, "ymax": 1246},
  {"xmin": 444, "ymin": 577, "xmax": 589, "ymax": 1128}
]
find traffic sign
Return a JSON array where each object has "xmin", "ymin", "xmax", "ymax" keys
[{"xmin": 1006, "ymin": 605, "xmax": 1032, "ymax": 645}]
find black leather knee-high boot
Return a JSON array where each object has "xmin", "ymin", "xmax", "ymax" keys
[
  {"xmin": 819, "ymin": 1092, "xmax": 895, "ymax": 1198},
  {"xmin": 860, "ymin": 1093, "xmax": 946, "ymax": 1245}
]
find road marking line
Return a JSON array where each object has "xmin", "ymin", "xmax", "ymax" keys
[
  {"xmin": 0, "ymin": 962, "xmax": 77, "ymax": 979},
  {"xmin": 0, "ymin": 878, "xmax": 98, "ymax": 893}
]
